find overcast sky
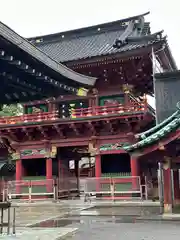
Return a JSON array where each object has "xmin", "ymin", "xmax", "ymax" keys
[{"xmin": 1, "ymin": 0, "xmax": 179, "ymax": 68}]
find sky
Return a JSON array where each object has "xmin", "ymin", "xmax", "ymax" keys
[{"xmin": 1, "ymin": 0, "xmax": 179, "ymax": 67}]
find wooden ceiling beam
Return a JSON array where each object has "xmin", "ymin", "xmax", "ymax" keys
[
  {"xmin": 21, "ymin": 127, "xmax": 33, "ymax": 141},
  {"xmin": 87, "ymin": 121, "xmax": 96, "ymax": 135},
  {"xmin": 0, "ymin": 50, "xmax": 36, "ymax": 75},
  {"xmin": 0, "ymin": 49, "xmax": 79, "ymax": 96},
  {"xmin": 38, "ymin": 126, "xmax": 49, "ymax": 139},
  {"xmin": 53, "ymin": 125, "xmax": 65, "ymax": 138},
  {"xmin": 105, "ymin": 120, "xmax": 116, "ymax": 134},
  {"xmin": 5, "ymin": 129, "xmax": 18, "ymax": 142},
  {"xmin": 0, "ymin": 71, "xmax": 43, "ymax": 93},
  {"xmin": 70, "ymin": 123, "xmax": 80, "ymax": 136}
]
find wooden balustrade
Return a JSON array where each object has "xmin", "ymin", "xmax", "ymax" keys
[
  {"xmin": 0, "ymin": 102, "xmax": 147, "ymax": 125},
  {"xmin": 0, "ymin": 111, "xmax": 59, "ymax": 125},
  {"xmin": 72, "ymin": 102, "xmax": 147, "ymax": 118}
]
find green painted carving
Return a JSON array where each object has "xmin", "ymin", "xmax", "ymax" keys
[
  {"xmin": 99, "ymin": 95, "xmax": 124, "ymax": 106},
  {"xmin": 25, "ymin": 104, "xmax": 48, "ymax": 114},
  {"xmin": 100, "ymin": 142, "xmax": 130, "ymax": 151},
  {"xmin": 20, "ymin": 148, "xmax": 49, "ymax": 157}
]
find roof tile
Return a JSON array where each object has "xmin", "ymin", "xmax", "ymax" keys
[{"xmin": 35, "ymin": 27, "xmax": 160, "ymax": 63}]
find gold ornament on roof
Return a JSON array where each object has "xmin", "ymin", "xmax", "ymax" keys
[{"xmin": 122, "ymin": 84, "xmax": 134, "ymax": 94}]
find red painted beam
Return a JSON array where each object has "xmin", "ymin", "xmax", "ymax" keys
[
  {"xmin": 17, "ymin": 134, "xmax": 130, "ymax": 148},
  {"xmin": 100, "ymin": 149, "xmax": 127, "ymax": 155}
]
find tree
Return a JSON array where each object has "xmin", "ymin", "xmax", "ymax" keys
[{"xmin": 0, "ymin": 104, "xmax": 23, "ymax": 117}]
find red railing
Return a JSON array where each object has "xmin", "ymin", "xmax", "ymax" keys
[
  {"xmin": 0, "ymin": 111, "xmax": 59, "ymax": 125},
  {"xmin": 0, "ymin": 102, "xmax": 147, "ymax": 125},
  {"xmin": 72, "ymin": 102, "xmax": 147, "ymax": 118}
]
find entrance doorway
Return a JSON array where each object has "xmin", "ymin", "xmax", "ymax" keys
[
  {"xmin": 22, "ymin": 158, "xmax": 46, "ymax": 177},
  {"xmin": 101, "ymin": 153, "xmax": 131, "ymax": 176}
]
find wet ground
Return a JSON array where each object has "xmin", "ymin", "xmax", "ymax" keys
[
  {"xmin": 32, "ymin": 215, "xmax": 180, "ymax": 240},
  {"xmin": 2, "ymin": 202, "xmax": 83, "ymax": 227},
  {"xmin": 81, "ymin": 205, "xmax": 161, "ymax": 216},
  {"xmin": 0, "ymin": 201, "xmax": 179, "ymax": 239}
]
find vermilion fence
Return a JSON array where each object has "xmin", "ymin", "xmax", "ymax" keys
[
  {"xmin": 1, "ymin": 176, "xmax": 149, "ymax": 202},
  {"xmin": 3, "ymin": 177, "xmax": 78, "ymax": 201},
  {"xmin": 72, "ymin": 103, "xmax": 147, "ymax": 118},
  {"xmin": 83, "ymin": 176, "xmax": 145, "ymax": 201},
  {"xmin": 6, "ymin": 179, "xmax": 55, "ymax": 201},
  {"xmin": 0, "ymin": 111, "xmax": 59, "ymax": 125},
  {"xmin": 0, "ymin": 102, "xmax": 147, "ymax": 125}
]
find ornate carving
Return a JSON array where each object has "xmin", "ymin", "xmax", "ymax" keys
[
  {"xmin": 100, "ymin": 142, "xmax": 130, "ymax": 151},
  {"xmin": 50, "ymin": 146, "xmax": 57, "ymax": 158},
  {"xmin": 11, "ymin": 151, "xmax": 20, "ymax": 160},
  {"xmin": 20, "ymin": 148, "xmax": 49, "ymax": 158},
  {"xmin": 122, "ymin": 84, "xmax": 134, "ymax": 94},
  {"xmin": 88, "ymin": 139, "xmax": 99, "ymax": 156}
]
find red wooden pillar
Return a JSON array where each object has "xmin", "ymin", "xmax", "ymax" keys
[
  {"xmin": 163, "ymin": 158, "xmax": 172, "ymax": 213},
  {"xmin": 95, "ymin": 154, "xmax": 101, "ymax": 192},
  {"xmin": 16, "ymin": 159, "xmax": 22, "ymax": 194},
  {"xmin": 16, "ymin": 159, "xmax": 22, "ymax": 181},
  {"xmin": 46, "ymin": 158, "xmax": 52, "ymax": 192},
  {"xmin": 95, "ymin": 154, "xmax": 101, "ymax": 178},
  {"xmin": 130, "ymin": 157, "xmax": 139, "ymax": 190},
  {"xmin": 173, "ymin": 169, "xmax": 180, "ymax": 202},
  {"xmin": 46, "ymin": 158, "xmax": 52, "ymax": 179}
]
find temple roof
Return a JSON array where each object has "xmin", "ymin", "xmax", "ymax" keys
[
  {"xmin": 28, "ymin": 12, "xmax": 151, "ymax": 62},
  {"xmin": 0, "ymin": 21, "xmax": 96, "ymax": 103},
  {"xmin": 100, "ymin": 102, "xmax": 180, "ymax": 154},
  {"xmin": 27, "ymin": 12, "xmax": 175, "ymax": 70}
]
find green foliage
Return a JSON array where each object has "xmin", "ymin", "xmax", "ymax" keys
[{"xmin": 0, "ymin": 104, "xmax": 23, "ymax": 117}]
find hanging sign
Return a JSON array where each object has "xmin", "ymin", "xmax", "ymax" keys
[{"xmin": 77, "ymin": 88, "xmax": 88, "ymax": 96}]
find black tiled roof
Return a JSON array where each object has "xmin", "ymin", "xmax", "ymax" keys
[
  {"xmin": 31, "ymin": 31, "xmax": 164, "ymax": 63},
  {"xmin": 33, "ymin": 25, "xmax": 155, "ymax": 63},
  {"xmin": 28, "ymin": 12, "xmax": 155, "ymax": 63}
]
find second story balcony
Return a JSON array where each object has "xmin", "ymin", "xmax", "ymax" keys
[{"xmin": 0, "ymin": 100, "xmax": 148, "ymax": 126}]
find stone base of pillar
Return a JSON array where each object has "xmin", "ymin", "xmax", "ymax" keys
[{"xmin": 164, "ymin": 203, "xmax": 172, "ymax": 214}]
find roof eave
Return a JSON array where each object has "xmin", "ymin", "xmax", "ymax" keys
[
  {"xmin": 0, "ymin": 21, "xmax": 96, "ymax": 87},
  {"xmin": 65, "ymin": 39, "xmax": 165, "ymax": 65}
]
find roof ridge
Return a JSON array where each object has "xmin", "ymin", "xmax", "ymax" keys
[{"xmin": 27, "ymin": 12, "xmax": 150, "ymax": 41}]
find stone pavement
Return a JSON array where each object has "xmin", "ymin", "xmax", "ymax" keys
[
  {"xmin": 1, "ymin": 200, "xmax": 180, "ymax": 239},
  {"xmin": 0, "ymin": 201, "xmax": 83, "ymax": 239},
  {"xmin": 3, "ymin": 203, "xmax": 80, "ymax": 227},
  {"xmin": 0, "ymin": 228, "xmax": 77, "ymax": 240}
]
